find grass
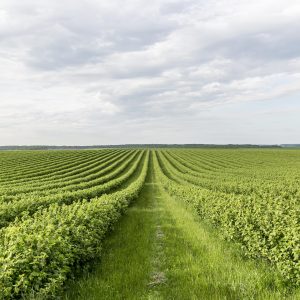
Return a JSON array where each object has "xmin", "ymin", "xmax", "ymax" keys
[
  {"xmin": 63, "ymin": 156, "xmax": 158, "ymax": 300},
  {"xmin": 63, "ymin": 153, "xmax": 299, "ymax": 299},
  {"xmin": 155, "ymin": 186, "xmax": 292, "ymax": 300}
]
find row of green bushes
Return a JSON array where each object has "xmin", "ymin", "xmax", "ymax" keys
[
  {"xmin": 161, "ymin": 150, "xmax": 300, "ymax": 200},
  {"xmin": 0, "ymin": 151, "xmax": 149, "ymax": 299},
  {"xmin": 0, "ymin": 149, "xmax": 129, "ymax": 194},
  {"xmin": 0, "ymin": 149, "xmax": 116, "ymax": 183},
  {"xmin": 155, "ymin": 151, "xmax": 300, "ymax": 287},
  {"xmin": 0, "ymin": 151, "xmax": 144, "ymax": 228}
]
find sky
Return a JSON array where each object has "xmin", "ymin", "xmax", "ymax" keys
[{"xmin": 0, "ymin": 0, "xmax": 300, "ymax": 145}]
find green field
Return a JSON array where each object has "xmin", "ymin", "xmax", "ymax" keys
[{"xmin": 0, "ymin": 149, "xmax": 299, "ymax": 299}]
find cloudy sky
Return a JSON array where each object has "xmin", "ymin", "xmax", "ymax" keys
[{"xmin": 0, "ymin": 0, "xmax": 300, "ymax": 145}]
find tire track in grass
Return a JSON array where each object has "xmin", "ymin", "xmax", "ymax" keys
[{"xmin": 147, "ymin": 167, "xmax": 167, "ymax": 300}]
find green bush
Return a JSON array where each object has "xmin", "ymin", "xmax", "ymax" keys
[{"xmin": 0, "ymin": 152, "xmax": 149, "ymax": 299}]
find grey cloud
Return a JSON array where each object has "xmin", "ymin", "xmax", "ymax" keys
[
  {"xmin": 2, "ymin": 0, "xmax": 178, "ymax": 71},
  {"xmin": 1, "ymin": 0, "xmax": 300, "ymax": 144}
]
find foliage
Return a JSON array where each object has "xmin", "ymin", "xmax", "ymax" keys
[
  {"xmin": 154, "ymin": 149, "xmax": 300, "ymax": 286},
  {"xmin": 0, "ymin": 150, "xmax": 149, "ymax": 298},
  {"xmin": 0, "ymin": 148, "xmax": 299, "ymax": 298}
]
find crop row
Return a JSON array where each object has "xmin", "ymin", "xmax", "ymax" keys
[
  {"xmin": 159, "ymin": 151, "xmax": 300, "ymax": 199},
  {"xmin": 0, "ymin": 150, "xmax": 107, "ymax": 182},
  {"xmin": 0, "ymin": 150, "xmax": 133, "ymax": 197},
  {"xmin": 154, "ymin": 150, "xmax": 300, "ymax": 286},
  {"xmin": 0, "ymin": 150, "xmax": 122, "ymax": 186},
  {"xmin": 2, "ymin": 150, "xmax": 140, "ymax": 203},
  {"xmin": 0, "ymin": 151, "xmax": 150, "ymax": 299},
  {"xmin": 0, "ymin": 151, "xmax": 145, "ymax": 228}
]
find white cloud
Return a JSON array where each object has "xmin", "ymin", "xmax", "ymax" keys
[{"xmin": 0, "ymin": 0, "xmax": 300, "ymax": 144}]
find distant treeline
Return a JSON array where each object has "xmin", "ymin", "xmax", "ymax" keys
[
  {"xmin": 0, "ymin": 144, "xmax": 288, "ymax": 150},
  {"xmin": 281, "ymin": 144, "xmax": 300, "ymax": 148}
]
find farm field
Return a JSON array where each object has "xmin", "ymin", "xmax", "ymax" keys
[{"xmin": 0, "ymin": 148, "xmax": 299, "ymax": 299}]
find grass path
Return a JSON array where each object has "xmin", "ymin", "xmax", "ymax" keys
[
  {"xmin": 63, "ymin": 153, "xmax": 298, "ymax": 300},
  {"xmin": 63, "ymin": 155, "xmax": 160, "ymax": 300}
]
